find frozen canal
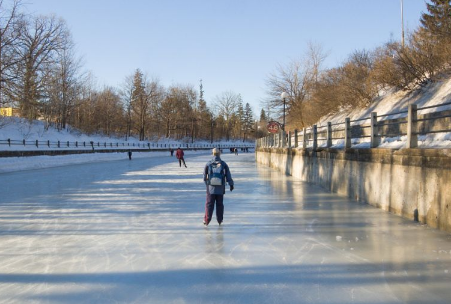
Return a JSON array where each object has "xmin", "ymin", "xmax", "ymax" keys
[{"xmin": 1, "ymin": 152, "xmax": 451, "ymax": 303}]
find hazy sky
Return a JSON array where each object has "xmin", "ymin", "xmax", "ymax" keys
[{"xmin": 26, "ymin": 0, "xmax": 426, "ymax": 113}]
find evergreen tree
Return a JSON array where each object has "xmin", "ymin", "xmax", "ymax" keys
[
  {"xmin": 197, "ymin": 98, "xmax": 212, "ymax": 139},
  {"xmin": 130, "ymin": 69, "xmax": 147, "ymax": 140},
  {"xmin": 197, "ymin": 79, "xmax": 213, "ymax": 140},
  {"xmin": 420, "ymin": 0, "xmax": 451, "ymax": 40},
  {"xmin": 242, "ymin": 102, "xmax": 254, "ymax": 141},
  {"xmin": 416, "ymin": 0, "xmax": 451, "ymax": 77},
  {"xmin": 259, "ymin": 109, "xmax": 267, "ymax": 122},
  {"xmin": 237, "ymin": 97, "xmax": 245, "ymax": 140}
]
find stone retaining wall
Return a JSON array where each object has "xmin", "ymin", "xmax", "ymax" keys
[{"xmin": 256, "ymin": 147, "xmax": 451, "ymax": 232}]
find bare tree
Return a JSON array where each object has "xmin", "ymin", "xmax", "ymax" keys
[
  {"xmin": 264, "ymin": 42, "xmax": 327, "ymax": 129},
  {"xmin": 119, "ymin": 73, "xmax": 135, "ymax": 140},
  {"xmin": 11, "ymin": 14, "xmax": 68, "ymax": 120},
  {"xmin": 0, "ymin": 0, "xmax": 23, "ymax": 106},
  {"xmin": 158, "ymin": 84, "xmax": 196, "ymax": 140},
  {"xmin": 94, "ymin": 87, "xmax": 124, "ymax": 136},
  {"xmin": 71, "ymin": 72, "xmax": 97, "ymax": 133},
  {"xmin": 213, "ymin": 90, "xmax": 240, "ymax": 141},
  {"xmin": 44, "ymin": 31, "xmax": 83, "ymax": 130},
  {"xmin": 339, "ymin": 50, "xmax": 377, "ymax": 107},
  {"xmin": 130, "ymin": 69, "xmax": 164, "ymax": 140}
]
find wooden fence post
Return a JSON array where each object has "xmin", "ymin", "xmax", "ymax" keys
[
  {"xmin": 345, "ymin": 118, "xmax": 351, "ymax": 149},
  {"xmin": 407, "ymin": 104, "xmax": 418, "ymax": 148},
  {"xmin": 303, "ymin": 128, "xmax": 307, "ymax": 148},
  {"xmin": 326, "ymin": 122, "xmax": 332, "ymax": 148},
  {"xmin": 371, "ymin": 112, "xmax": 379, "ymax": 148},
  {"xmin": 279, "ymin": 131, "xmax": 284, "ymax": 147},
  {"xmin": 288, "ymin": 131, "xmax": 292, "ymax": 148},
  {"xmin": 312, "ymin": 125, "xmax": 318, "ymax": 150},
  {"xmin": 294, "ymin": 129, "xmax": 299, "ymax": 148}
]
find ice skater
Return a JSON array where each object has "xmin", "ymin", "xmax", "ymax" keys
[
  {"xmin": 203, "ymin": 148, "xmax": 234, "ymax": 226},
  {"xmin": 176, "ymin": 147, "xmax": 187, "ymax": 168}
]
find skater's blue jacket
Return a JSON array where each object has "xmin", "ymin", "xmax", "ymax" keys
[{"xmin": 203, "ymin": 156, "xmax": 234, "ymax": 195}]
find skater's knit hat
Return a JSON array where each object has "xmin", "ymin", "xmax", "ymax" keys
[{"xmin": 212, "ymin": 148, "xmax": 220, "ymax": 156}]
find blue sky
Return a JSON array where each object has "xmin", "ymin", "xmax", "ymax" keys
[{"xmin": 26, "ymin": 0, "xmax": 426, "ymax": 114}]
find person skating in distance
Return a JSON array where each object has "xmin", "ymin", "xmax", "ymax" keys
[
  {"xmin": 176, "ymin": 147, "xmax": 187, "ymax": 168},
  {"xmin": 203, "ymin": 148, "xmax": 234, "ymax": 226}
]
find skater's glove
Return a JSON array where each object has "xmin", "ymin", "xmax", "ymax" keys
[{"xmin": 230, "ymin": 185, "xmax": 234, "ymax": 191}]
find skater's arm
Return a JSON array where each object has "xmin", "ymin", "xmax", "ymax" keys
[
  {"xmin": 203, "ymin": 164, "xmax": 209, "ymax": 185},
  {"xmin": 224, "ymin": 163, "xmax": 234, "ymax": 186}
]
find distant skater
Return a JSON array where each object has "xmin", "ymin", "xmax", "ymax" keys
[
  {"xmin": 176, "ymin": 147, "xmax": 187, "ymax": 168},
  {"xmin": 128, "ymin": 150, "xmax": 132, "ymax": 160},
  {"xmin": 203, "ymin": 148, "xmax": 234, "ymax": 226},
  {"xmin": 170, "ymin": 148, "xmax": 174, "ymax": 156}
]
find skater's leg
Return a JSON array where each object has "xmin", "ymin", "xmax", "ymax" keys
[
  {"xmin": 178, "ymin": 159, "xmax": 182, "ymax": 167},
  {"xmin": 204, "ymin": 194, "xmax": 215, "ymax": 225},
  {"xmin": 182, "ymin": 157, "xmax": 187, "ymax": 168},
  {"xmin": 216, "ymin": 195, "xmax": 224, "ymax": 224}
]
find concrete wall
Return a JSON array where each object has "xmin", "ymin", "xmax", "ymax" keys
[{"xmin": 256, "ymin": 148, "xmax": 451, "ymax": 232}]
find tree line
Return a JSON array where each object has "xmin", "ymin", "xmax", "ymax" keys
[
  {"xmin": 262, "ymin": 0, "xmax": 451, "ymax": 132},
  {"xmin": 0, "ymin": 0, "xmax": 255, "ymax": 142}
]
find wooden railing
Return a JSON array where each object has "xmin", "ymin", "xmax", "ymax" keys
[{"xmin": 256, "ymin": 103, "xmax": 451, "ymax": 149}]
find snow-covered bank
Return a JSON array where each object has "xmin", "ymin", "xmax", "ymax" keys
[
  {"xmin": 0, "ymin": 150, "xmax": 210, "ymax": 174},
  {"xmin": 314, "ymin": 76, "xmax": 451, "ymax": 149},
  {"xmin": 0, "ymin": 117, "xmax": 254, "ymax": 151},
  {"xmin": 320, "ymin": 76, "xmax": 451, "ymax": 124}
]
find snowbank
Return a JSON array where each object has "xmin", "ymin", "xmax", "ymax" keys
[
  {"xmin": 0, "ymin": 117, "xmax": 253, "ymax": 151},
  {"xmin": 0, "ymin": 150, "xmax": 210, "ymax": 174}
]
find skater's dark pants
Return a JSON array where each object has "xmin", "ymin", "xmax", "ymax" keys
[
  {"xmin": 204, "ymin": 194, "xmax": 224, "ymax": 224},
  {"xmin": 178, "ymin": 158, "xmax": 186, "ymax": 167}
]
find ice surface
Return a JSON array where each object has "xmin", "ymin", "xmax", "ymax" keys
[{"xmin": 1, "ymin": 153, "xmax": 451, "ymax": 303}]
